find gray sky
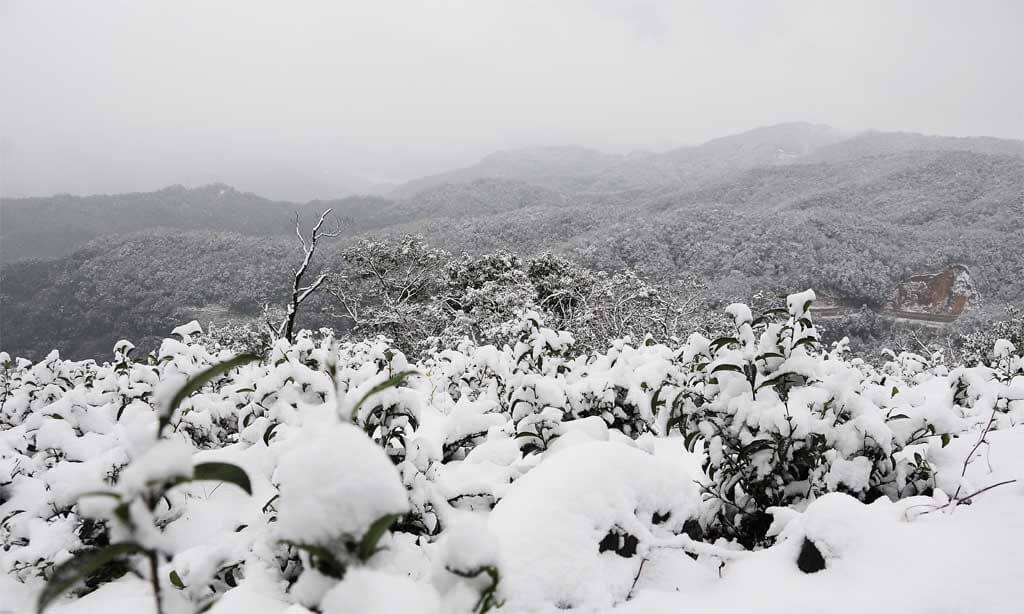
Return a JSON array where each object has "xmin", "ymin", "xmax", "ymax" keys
[{"xmin": 2, "ymin": 0, "xmax": 1022, "ymax": 200}]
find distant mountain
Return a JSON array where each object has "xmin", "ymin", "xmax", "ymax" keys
[
  {"xmin": 0, "ymin": 180, "xmax": 572, "ymax": 262},
  {"xmin": 177, "ymin": 167, "xmax": 359, "ymax": 203},
  {"xmin": 7, "ymin": 123, "xmax": 1021, "ymax": 263},
  {"xmin": 0, "ymin": 184, "xmax": 302, "ymax": 261},
  {"xmin": 390, "ymin": 146, "xmax": 621, "ymax": 197},
  {"xmin": 591, "ymin": 122, "xmax": 846, "ymax": 190},
  {"xmin": 395, "ymin": 148, "xmax": 1024, "ymax": 310},
  {"xmin": 389, "ymin": 123, "xmax": 848, "ymax": 196},
  {"xmin": 4, "ymin": 122, "xmax": 1024, "ymax": 360},
  {"xmin": 807, "ymin": 131, "xmax": 1024, "ymax": 163},
  {"xmin": 391, "ymin": 178, "xmax": 570, "ymax": 219}
]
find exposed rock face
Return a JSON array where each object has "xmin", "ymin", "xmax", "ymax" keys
[
  {"xmin": 891, "ymin": 265, "xmax": 976, "ymax": 322},
  {"xmin": 815, "ymin": 265, "xmax": 977, "ymax": 325}
]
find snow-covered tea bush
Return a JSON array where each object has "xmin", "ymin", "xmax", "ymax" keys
[
  {"xmin": 2, "ymin": 290, "xmax": 1023, "ymax": 613},
  {"xmin": 663, "ymin": 291, "xmax": 986, "ymax": 547}
]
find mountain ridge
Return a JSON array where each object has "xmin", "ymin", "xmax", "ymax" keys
[{"xmin": 3, "ymin": 124, "xmax": 1023, "ymax": 360}]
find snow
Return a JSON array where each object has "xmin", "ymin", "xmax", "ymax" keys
[
  {"xmin": 320, "ymin": 568, "xmax": 439, "ymax": 614},
  {"xmin": 438, "ymin": 513, "xmax": 499, "ymax": 574},
  {"xmin": 824, "ymin": 455, "xmax": 873, "ymax": 492},
  {"xmin": 618, "ymin": 493, "xmax": 1024, "ymax": 614},
  {"xmin": 724, "ymin": 302, "xmax": 752, "ymax": 325},
  {"xmin": 787, "ymin": 289, "xmax": 816, "ymax": 316},
  {"xmin": 489, "ymin": 440, "xmax": 700, "ymax": 610},
  {"xmin": 171, "ymin": 320, "xmax": 204, "ymax": 340},
  {"xmin": 994, "ymin": 338, "xmax": 1016, "ymax": 358},
  {"xmin": 48, "ymin": 578, "xmax": 159, "ymax": 614},
  {"xmin": 117, "ymin": 439, "xmax": 195, "ymax": 494},
  {"xmin": 274, "ymin": 421, "xmax": 408, "ymax": 544},
  {"xmin": 3, "ymin": 303, "xmax": 1024, "ymax": 614}
]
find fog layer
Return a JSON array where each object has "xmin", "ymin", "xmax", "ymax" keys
[{"xmin": 2, "ymin": 0, "xmax": 1022, "ymax": 199}]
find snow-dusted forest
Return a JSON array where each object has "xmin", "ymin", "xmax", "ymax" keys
[{"xmin": 3, "ymin": 290, "xmax": 1023, "ymax": 613}]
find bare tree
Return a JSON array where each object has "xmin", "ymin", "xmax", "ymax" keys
[{"xmin": 271, "ymin": 209, "xmax": 340, "ymax": 343}]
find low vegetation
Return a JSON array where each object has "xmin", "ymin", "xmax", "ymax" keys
[{"xmin": 1, "ymin": 289, "xmax": 1022, "ymax": 612}]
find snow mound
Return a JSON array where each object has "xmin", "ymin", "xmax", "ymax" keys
[
  {"xmin": 489, "ymin": 440, "xmax": 699, "ymax": 610},
  {"xmin": 321, "ymin": 568, "xmax": 440, "ymax": 614},
  {"xmin": 275, "ymin": 422, "xmax": 408, "ymax": 544}
]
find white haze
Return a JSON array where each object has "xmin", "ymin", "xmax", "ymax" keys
[{"xmin": 1, "ymin": 0, "xmax": 1022, "ymax": 200}]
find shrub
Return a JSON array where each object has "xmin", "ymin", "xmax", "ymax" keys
[
  {"xmin": 666, "ymin": 291, "xmax": 958, "ymax": 548},
  {"xmin": 2, "ymin": 290, "xmax": 1022, "ymax": 612}
]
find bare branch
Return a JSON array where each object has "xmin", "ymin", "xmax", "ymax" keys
[
  {"xmin": 293, "ymin": 212, "xmax": 308, "ymax": 253},
  {"xmin": 276, "ymin": 209, "xmax": 339, "ymax": 343},
  {"xmin": 296, "ymin": 273, "xmax": 329, "ymax": 305}
]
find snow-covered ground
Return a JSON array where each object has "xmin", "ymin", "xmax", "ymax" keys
[{"xmin": 2, "ymin": 294, "xmax": 1022, "ymax": 614}]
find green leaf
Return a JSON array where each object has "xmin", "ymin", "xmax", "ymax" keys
[
  {"xmin": 263, "ymin": 422, "xmax": 280, "ymax": 446},
  {"xmin": 113, "ymin": 501, "xmax": 132, "ymax": 527},
  {"xmin": 683, "ymin": 430, "xmax": 702, "ymax": 452},
  {"xmin": 350, "ymin": 370, "xmax": 419, "ymax": 421},
  {"xmin": 793, "ymin": 336, "xmax": 818, "ymax": 349},
  {"xmin": 38, "ymin": 542, "xmax": 147, "ymax": 613},
  {"xmin": 284, "ymin": 542, "xmax": 346, "ymax": 578},
  {"xmin": 941, "ymin": 433, "xmax": 952, "ymax": 448},
  {"xmin": 740, "ymin": 439, "xmax": 775, "ymax": 456},
  {"xmin": 0, "ymin": 509, "xmax": 25, "ymax": 529},
  {"xmin": 891, "ymin": 386, "xmax": 899, "ymax": 397},
  {"xmin": 161, "ymin": 354, "xmax": 260, "ymax": 433},
  {"xmin": 709, "ymin": 337, "xmax": 739, "ymax": 353},
  {"xmin": 649, "ymin": 386, "xmax": 664, "ymax": 418},
  {"xmin": 169, "ymin": 569, "xmax": 185, "ymax": 589},
  {"xmin": 358, "ymin": 513, "xmax": 398, "ymax": 561},
  {"xmin": 710, "ymin": 363, "xmax": 744, "ymax": 375},
  {"xmin": 888, "ymin": 413, "xmax": 911, "ymax": 421},
  {"xmin": 756, "ymin": 372, "xmax": 793, "ymax": 391},
  {"xmin": 191, "ymin": 462, "xmax": 252, "ymax": 495}
]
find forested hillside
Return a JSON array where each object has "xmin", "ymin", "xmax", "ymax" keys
[{"xmin": 2, "ymin": 124, "xmax": 1022, "ymax": 361}]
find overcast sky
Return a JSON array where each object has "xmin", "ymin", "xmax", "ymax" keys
[{"xmin": 2, "ymin": 0, "xmax": 1022, "ymax": 199}]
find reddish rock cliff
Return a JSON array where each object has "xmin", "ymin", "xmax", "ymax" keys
[
  {"xmin": 815, "ymin": 265, "xmax": 976, "ymax": 325},
  {"xmin": 890, "ymin": 265, "xmax": 976, "ymax": 322}
]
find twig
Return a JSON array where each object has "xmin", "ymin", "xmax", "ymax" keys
[
  {"xmin": 626, "ymin": 556, "xmax": 647, "ymax": 601},
  {"xmin": 148, "ymin": 550, "xmax": 163, "ymax": 614},
  {"xmin": 957, "ymin": 479, "xmax": 1018, "ymax": 504},
  {"xmin": 918, "ymin": 478, "xmax": 1019, "ymax": 516},
  {"xmin": 650, "ymin": 533, "xmax": 749, "ymax": 560},
  {"xmin": 952, "ymin": 408, "xmax": 998, "ymax": 501}
]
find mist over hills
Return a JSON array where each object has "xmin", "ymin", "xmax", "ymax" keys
[
  {"xmin": 2, "ymin": 122, "xmax": 1023, "ymax": 360},
  {"xmin": 393, "ymin": 122, "xmax": 847, "ymax": 196}
]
